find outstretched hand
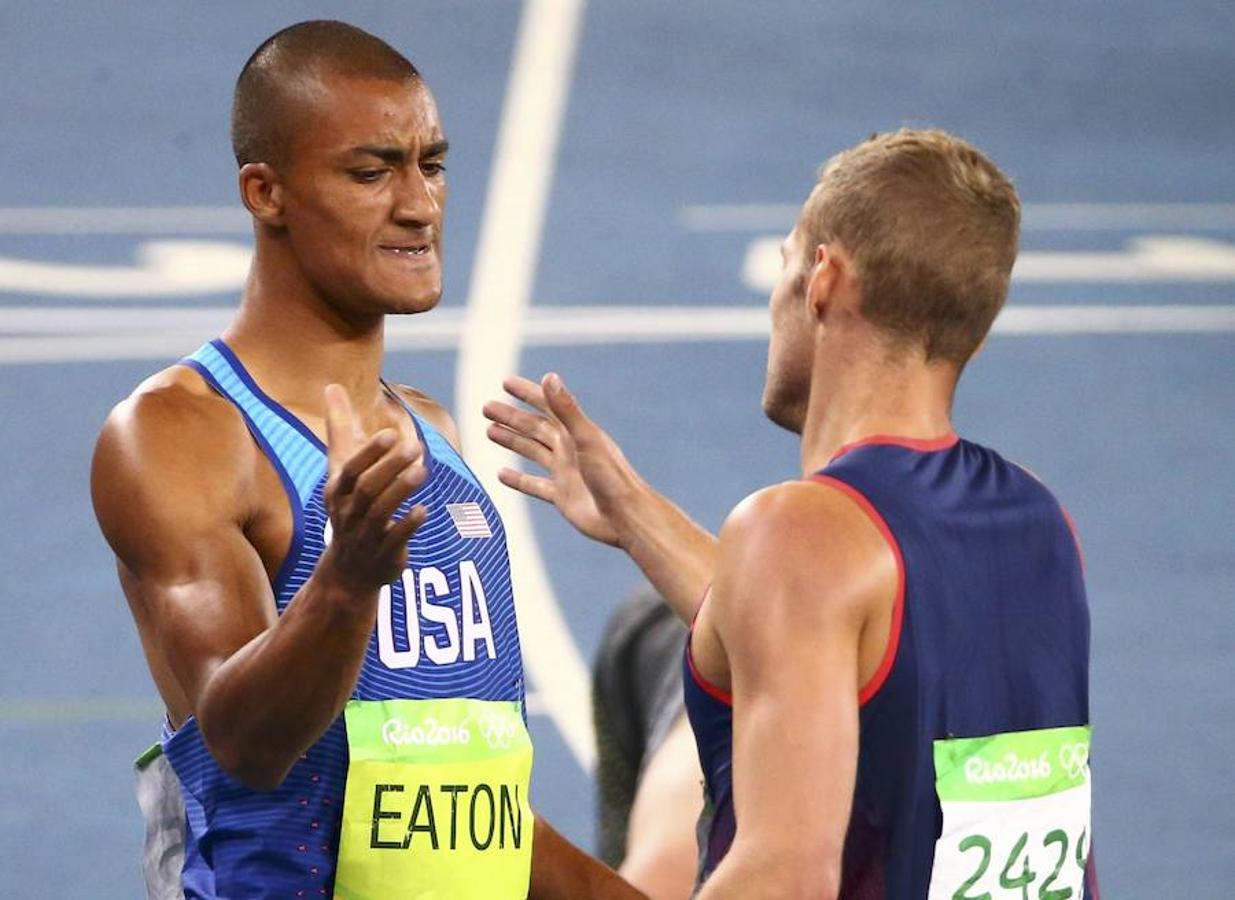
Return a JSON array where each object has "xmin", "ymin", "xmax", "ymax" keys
[
  {"xmin": 483, "ymin": 373, "xmax": 638, "ymax": 548},
  {"xmin": 321, "ymin": 384, "xmax": 427, "ymax": 593}
]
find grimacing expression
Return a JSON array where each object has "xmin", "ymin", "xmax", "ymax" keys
[
  {"xmin": 277, "ymin": 74, "xmax": 448, "ymax": 316},
  {"xmin": 761, "ymin": 224, "xmax": 816, "ymax": 434}
]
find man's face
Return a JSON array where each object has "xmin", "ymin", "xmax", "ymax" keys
[
  {"xmin": 277, "ymin": 74, "xmax": 448, "ymax": 316},
  {"xmin": 761, "ymin": 222, "xmax": 816, "ymax": 433}
]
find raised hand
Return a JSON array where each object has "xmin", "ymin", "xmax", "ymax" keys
[
  {"xmin": 483, "ymin": 373, "xmax": 640, "ymax": 548},
  {"xmin": 319, "ymin": 384, "xmax": 427, "ymax": 593}
]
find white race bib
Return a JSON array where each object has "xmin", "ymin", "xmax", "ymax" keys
[{"xmin": 927, "ymin": 726, "xmax": 1092, "ymax": 900}]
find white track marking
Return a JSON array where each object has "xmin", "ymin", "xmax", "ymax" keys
[
  {"xmin": 0, "ymin": 206, "xmax": 249, "ymax": 234},
  {"xmin": 1014, "ymin": 237, "xmax": 1235, "ymax": 281},
  {"xmin": 993, "ymin": 305, "xmax": 1235, "ymax": 333},
  {"xmin": 0, "ymin": 201, "xmax": 1230, "ymax": 235},
  {"xmin": 454, "ymin": 0, "xmax": 593, "ymax": 769},
  {"xmin": 0, "ymin": 239, "xmax": 252, "ymax": 296},
  {"xmin": 2, "ymin": 304, "xmax": 1231, "ymax": 364},
  {"xmin": 0, "ymin": 691, "xmax": 546, "ymax": 722},
  {"xmin": 743, "ymin": 235, "xmax": 1235, "ymax": 293},
  {"xmin": 681, "ymin": 202, "xmax": 1235, "ymax": 232},
  {"xmin": 1019, "ymin": 203, "xmax": 1235, "ymax": 231}
]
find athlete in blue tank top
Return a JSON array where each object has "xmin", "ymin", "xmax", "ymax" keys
[
  {"xmin": 93, "ymin": 20, "xmax": 640, "ymax": 900},
  {"xmin": 487, "ymin": 128, "xmax": 1098, "ymax": 898},
  {"xmin": 158, "ymin": 339, "xmax": 529, "ymax": 897}
]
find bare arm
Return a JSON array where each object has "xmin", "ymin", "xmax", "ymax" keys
[
  {"xmin": 620, "ymin": 714, "xmax": 702, "ymax": 900},
  {"xmin": 93, "ymin": 378, "xmax": 425, "ymax": 790},
  {"xmin": 484, "ymin": 373, "xmax": 716, "ymax": 622},
  {"xmin": 530, "ymin": 818, "xmax": 649, "ymax": 900},
  {"xmin": 693, "ymin": 483, "xmax": 897, "ymax": 899}
]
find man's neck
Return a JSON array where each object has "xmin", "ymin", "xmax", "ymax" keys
[
  {"xmin": 222, "ymin": 261, "xmax": 388, "ymax": 422},
  {"xmin": 798, "ymin": 350, "xmax": 958, "ymax": 476}
]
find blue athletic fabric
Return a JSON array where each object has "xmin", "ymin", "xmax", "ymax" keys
[
  {"xmin": 161, "ymin": 339, "xmax": 526, "ymax": 899},
  {"xmin": 683, "ymin": 435, "xmax": 1094, "ymax": 897}
]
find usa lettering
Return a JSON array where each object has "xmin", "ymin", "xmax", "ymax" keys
[
  {"xmin": 369, "ymin": 782, "xmax": 525, "ymax": 851},
  {"xmin": 377, "ymin": 561, "xmax": 498, "ymax": 669},
  {"xmin": 322, "ymin": 521, "xmax": 498, "ymax": 668}
]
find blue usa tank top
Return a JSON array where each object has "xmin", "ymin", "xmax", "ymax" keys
[
  {"xmin": 162, "ymin": 339, "xmax": 527, "ymax": 899},
  {"xmin": 683, "ymin": 434, "xmax": 1098, "ymax": 898}
]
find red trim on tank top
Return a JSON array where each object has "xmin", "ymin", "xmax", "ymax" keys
[
  {"xmin": 1012, "ymin": 461, "xmax": 1087, "ymax": 576},
  {"xmin": 686, "ymin": 585, "xmax": 734, "ymax": 706},
  {"xmin": 809, "ymin": 474, "xmax": 907, "ymax": 707},
  {"xmin": 1059, "ymin": 504, "xmax": 1086, "ymax": 573},
  {"xmin": 830, "ymin": 431, "xmax": 958, "ymax": 463}
]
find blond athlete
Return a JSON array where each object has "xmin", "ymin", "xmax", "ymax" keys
[{"xmin": 486, "ymin": 130, "xmax": 1098, "ymax": 898}]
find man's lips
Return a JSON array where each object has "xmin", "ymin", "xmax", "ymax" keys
[{"xmin": 378, "ymin": 243, "xmax": 433, "ymax": 256}]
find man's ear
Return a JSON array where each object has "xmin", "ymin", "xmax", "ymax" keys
[
  {"xmin": 806, "ymin": 242, "xmax": 838, "ymax": 320},
  {"xmin": 238, "ymin": 162, "xmax": 285, "ymax": 227}
]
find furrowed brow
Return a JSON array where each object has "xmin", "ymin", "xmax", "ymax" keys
[
  {"xmin": 350, "ymin": 146, "xmax": 409, "ymax": 165},
  {"xmin": 347, "ymin": 140, "xmax": 449, "ymax": 164},
  {"xmin": 422, "ymin": 139, "xmax": 449, "ymax": 159}
]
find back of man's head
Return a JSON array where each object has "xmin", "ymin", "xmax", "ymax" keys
[
  {"xmin": 231, "ymin": 20, "xmax": 420, "ymax": 169},
  {"xmin": 802, "ymin": 129, "xmax": 1020, "ymax": 364}
]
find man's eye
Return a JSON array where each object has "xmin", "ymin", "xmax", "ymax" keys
[
  {"xmin": 421, "ymin": 162, "xmax": 447, "ymax": 177},
  {"xmin": 351, "ymin": 169, "xmax": 387, "ymax": 183}
]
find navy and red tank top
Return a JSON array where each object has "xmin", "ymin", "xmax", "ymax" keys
[{"xmin": 683, "ymin": 434, "xmax": 1096, "ymax": 897}]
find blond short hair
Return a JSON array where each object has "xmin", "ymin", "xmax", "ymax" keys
[{"xmin": 801, "ymin": 129, "xmax": 1020, "ymax": 363}]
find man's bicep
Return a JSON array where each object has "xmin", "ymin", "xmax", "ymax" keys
[
  {"xmin": 93, "ymin": 401, "xmax": 277, "ymax": 713},
  {"xmin": 725, "ymin": 583, "xmax": 862, "ymax": 871},
  {"xmin": 714, "ymin": 487, "xmax": 871, "ymax": 880},
  {"xmin": 122, "ymin": 525, "xmax": 278, "ymax": 709}
]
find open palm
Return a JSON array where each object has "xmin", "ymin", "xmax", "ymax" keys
[{"xmin": 483, "ymin": 373, "xmax": 638, "ymax": 548}]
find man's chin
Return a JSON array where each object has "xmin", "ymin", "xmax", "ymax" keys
[
  {"xmin": 386, "ymin": 285, "xmax": 443, "ymax": 315},
  {"xmin": 761, "ymin": 388, "xmax": 805, "ymax": 435}
]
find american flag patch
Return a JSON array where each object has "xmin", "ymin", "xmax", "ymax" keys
[{"xmin": 446, "ymin": 502, "xmax": 492, "ymax": 539}]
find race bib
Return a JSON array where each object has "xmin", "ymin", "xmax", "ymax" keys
[
  {"xmin": 334, "ymin": 698, "xmax": 534, "ymax": 900},
  {"xmin": 927, "ymin": 726, "xmax": 1091, "ymax": 900}
]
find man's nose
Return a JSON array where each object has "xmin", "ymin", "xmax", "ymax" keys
[{"xmin": 392, "ymin": 167, "xmax": 441, "ymax": 227}]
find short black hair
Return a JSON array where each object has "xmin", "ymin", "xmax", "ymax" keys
[{"xmin": 231, "ymin": 20, "xmax": 420, "ymax": 168}]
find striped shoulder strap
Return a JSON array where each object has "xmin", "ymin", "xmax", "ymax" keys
[
  {"xmin": 382, "ymin": 381, "xmax": 482, "ymax": 491},
  {"xmin": 181, "ymin": 339, "xmax": 327, "ymax": 507}
]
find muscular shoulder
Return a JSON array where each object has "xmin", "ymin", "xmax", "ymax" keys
[
  {"xmin": 389, "ymin": 383, "xmax": 462, "ymax": 452},
  {"xmin": 92, "ymin": 365, "xmax": 256, "ymax": 561},
  {"xmin": 713, "ymin": 479, "xmax": 897, "ymax": 625},
  {"xmin": 95, "ymin": 364, "xmax": 253, "ymax": 472}
]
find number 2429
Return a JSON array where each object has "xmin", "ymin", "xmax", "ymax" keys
[{"xmin": 953, "ymin": 827, "xmax": 1088, "ymax": 900}]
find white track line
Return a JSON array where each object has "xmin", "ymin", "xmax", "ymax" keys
[
  {"xmin": 0, "ymin": 691, "xmax": 546, "ymax": 722},
  {"xmin": 1, "ymin": 202, "xmax": 1232, "ymax": 235},
  {"xmin": 679, "ymin": 202, "xmax": 1235, "ymax": 232},
  {"xmin": 454, "ymin": 0, "xmax": 593, "ymax": 769},
  {"xmin": 2, "ymin": 304, "xmax": 1232, "ymax": 364},
  {"xmin": 0, "ymin": 206, "xmax": 250, "ymax": 234}
]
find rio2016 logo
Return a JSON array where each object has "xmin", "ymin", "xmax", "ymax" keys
[
  {"xmin": 381, "ymin": 713, "xmax": 521, "ymax": 751},
  {"xmin": 381, "ymin": 716, "xmax": 471, "ymax": 748}
]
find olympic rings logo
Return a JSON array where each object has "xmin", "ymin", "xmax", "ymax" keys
[
  {"xmin": 478, "ymin": 714, "xmax": 519, "ymax": 751},
  {"xmin": 1057, "ymin": 742, "xmax": 1090, "ymax": 780}
]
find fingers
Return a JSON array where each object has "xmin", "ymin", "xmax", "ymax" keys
[
  {"xmin": 324, "ymin": 384, "xmax": 363, "ymax": 471},
  {"xmin": 331, "ymin": 429, "xmax": 399, "ymax": 497},
  {"xmin": 486, "ymin": 422, "xmax": 553, "ymax": 469},
  {"xmin": 502, "ymin": 375, "xmax": 550, "ymax": 414},
  {"xmin": 541, "ymin": 372, "xmax": 590, "ymax": 435},
  {"xmin": 483, "ymin": 399, "xmax": 558, "ymax": 450},
  {"xmin": 351, "ymin": 439, "xmax": 423, "ymax": 512},
  {"xmin": 366, "ymin": 453, "xmax": 428, "ymax": 524},
  {"xmin": 497, "ymin": 467, "xmax": 556, "ymax": 504},
  {"xmin": 378, "ymin": 504, "xmax": 428, "ymax": 559}
]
